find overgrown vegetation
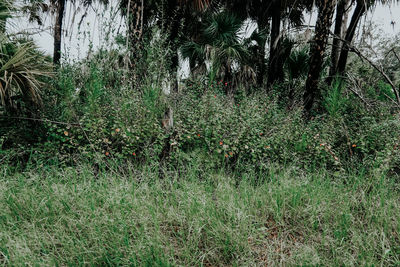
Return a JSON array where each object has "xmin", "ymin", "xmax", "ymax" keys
[
  {"xmin": 1, "ymin": 164, "xmax": 399, "ymax": 266},
  {"xmin": 0, "ymin": 0, "xmax": 400, "ymax": 265}
]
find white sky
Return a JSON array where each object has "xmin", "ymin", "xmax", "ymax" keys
[{"xmin": 11, "ymin": 1, "xmax": 400, "ymax": 60}]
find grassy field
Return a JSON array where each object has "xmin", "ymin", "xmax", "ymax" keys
[{"xmin": 0, "ymin": 163, "xmax": 399, "ymax": 266}]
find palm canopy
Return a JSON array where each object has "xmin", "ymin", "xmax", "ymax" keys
[
  {"xmin": 181, "ymin": 12, "xmax": 254, "ymax": 84},
  {"xmin": 221, "ymin": 0, "xmax": 314, "ymax": 26},
  {"xmin": 21, "ymin": 0, "xmax": 109, "ymax": 25}
]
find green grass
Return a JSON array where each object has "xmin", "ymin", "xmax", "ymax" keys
[{"xmin": 0, "ymin": 164, "xmax": 399, "ymax": 266}]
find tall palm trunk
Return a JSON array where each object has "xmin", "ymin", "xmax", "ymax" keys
[
  {"xmin": 304, "ymin": 0, "xmax": 337, "ymax": 114},
  {"xmin": 163, "ymin": 0, "xmax": 181, "ymax": 92},
  {"xmin": 337, "ymin": 0, "xmax": 366, "ymax": 74},
  {"xmin": 127, "ymin": 0, "xmax": 144, "ymax": 49},
  {"xmin": 125, "ymin": 0, "xmax": 145, "ymax": 83},
  {"xmin": 53, "ymin": 0, "xmax": 66, "ymax": 65},
  {"xmin": 267, "ymin": 0, "xmax": 282, "ymax": 87},
  {"xmin": 256, "ymin": 20, "xmax": 268, "ymax": 87},
  {"xmin": 328, "ymin": 0, "xmax": 350, "ymax": 82}
]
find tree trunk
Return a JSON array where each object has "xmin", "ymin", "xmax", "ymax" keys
[
  {"xmin": 337, "ymin": 0, "xmax": 366, "ymax": 75},
  {"xmin": 256, "ymin": 20, "xmax": 268, "ymax": 87},
  {"xmin": 53, "ymin": 0, "xmax": 66, "ymax": 65},
  {"xmin": 163, "ymin": 0, "xmax": 181, "ymax": 92},
  {"xmin": 125, "ymin": 0, "xmax": 145, "ymax": 83},
  {"xmin": 328, "ymin": 0, "xmax": 350, "ymax": 82},
  {"xmin": 304, "ymin": 0, "xmax": 337, "ymax": 114},
  {"xmin": 127, "ymin": 0, "xmax": 144, "ymax": 59},
  {"xmin": 267, "ymin": 0, "xmax": 282, "ymax": 87},
  {"xmin": 341, "ymin": 2, "xmax": 350, "ymax": 39},
  {"xmin": 257, "ymin": 43, "xmax": 266, "ymax": 87}
]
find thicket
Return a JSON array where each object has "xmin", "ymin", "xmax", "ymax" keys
[
  {"xmin": 0, "ymin": 1, "xmax": 399, "ymax": 180},
  {"xmin": 1, "ymin": 30, "xmax": 399, "ymax": 178}
]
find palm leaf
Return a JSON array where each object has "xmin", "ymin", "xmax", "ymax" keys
[
  {"xmin": 285, "ymin": 47, "xmax": 309, "ymax": 80},
  {"xmin": 0, "ymin": 38, "xmax": 52, "ymax": 109}
]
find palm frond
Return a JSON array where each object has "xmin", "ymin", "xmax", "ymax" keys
[
  {"xmin": 285, "ymin": 46, "xmax": 309, "ymax": 80},
  {"xmin": 203, "ymin": 12, "xmax": 242, "ymax": 45},
  {"xmin": 0, "ymin": 38, "xmax": 52, "ymax": 110},
  {"xmin": 0, "ymin": 0, "xmax": 13, "ymax": 33},
  {"xmin": 180, "ymin": 40, "xmax": 206, "ymax": 67}
]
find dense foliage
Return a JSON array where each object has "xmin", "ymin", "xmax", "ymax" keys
[{"xmin": 0, "ymin": 0, "xmax": 400, "ymax": 265}]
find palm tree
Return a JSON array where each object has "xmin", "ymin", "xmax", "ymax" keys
[
  {"xmin": 336, "ymin": 0, "xmax": 368, "ymax": 75},
  {"xmin": 220, "ymin": 0, "xmax": 272, "ymax": 87},
  {"xmin": 118, "ymin": 0, "xmax": 210, "ymax": 78},
  {"xmin": 0, "ymin": 0, "xmax": 51, "ymax": 113},
  {"xmin": 218, "ymin": 0, "xmax": 314, "ymax": 88},
  {"xmin": 180, "ymin": 12, "xmax": 252, "ymax": 92},
  {"xmin": 304, "ymin": 0, "xmax": 337, "ymax": 114},
  {"xmin": 328, "ymin": 0, "xmax": 351, "ymax": 82},
  {"xmin": 23, "ymin": 0, "xmax": 67, "ymax": 65},
  {"xmin": 52, "ymin": 0, "xmax": 65, "ymax": 65},
  {"xmin": 23, "ymin": 0, "xmax": 109, "ymax": 65},
  {"xmin": 334, "ymin": 0, "xmax": 400, "ymax": 76},
  {"xmin": 267, "ymin": 0, "xmax": 314, "ymax": 87},
  {"xmin": 160, "ymin": 0, "xmax": 211, "ymax": 90},
  {"xmin": 285, "ymin": 46, "xmax": 309, "ymax": 105}
]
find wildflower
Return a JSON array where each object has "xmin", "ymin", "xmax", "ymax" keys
[
  {"xmin": 115, "ymin": 128, "xmax": 121, "ymax": 133},
  {"xmin": 219, "ymin": 141, "xmax": 223, "ymax": 145},
  {"xmin": 224, "ymin": 82, "xmax": 228, "ymax": 86},
  {"xmin": 259, "ymin": 133, "xmax": 263, "ymax": 136},
  {"xmin": 64, "ymin": 131, "xmax": 69, "ymax": 136},
  {"xmin": 187, "ymin": 136, "xmax": 191, "ymax": 139},
  {"xmin": 214, "ymin": 95, "xmax": 217, "ymax": 98},
  {"xmin": 352, "ymin": 144, "xmax": 357, "ymax": 148},
  {"xmin": 225, "ymin": 154, "xmax": 229, "ymax": 158},
  {"xmin": 132, "ymin": 152, "xmax": 136, "ymax": 156},
  {"xmin": 229, "ymin": 152, "xmax": 233, "ymax": 156},
  {"xmin": 105, "ymin": 152, "xmax": 110, "ymax": 156},
  {"xmin": 197, "ymin": 134, "xmax": 201, "ymax": 137},
  {"xmin": 265, "ymin": 146, "xmax": 270, "ymax": 149}
]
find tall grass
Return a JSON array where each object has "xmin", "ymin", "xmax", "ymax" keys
[{"xmin": 0, "ymin": 163, "xmax": 399, "ymax": 266}]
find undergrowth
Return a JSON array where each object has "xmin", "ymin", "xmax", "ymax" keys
[{"xmin": 0, "ymin": 163, "xmax": 399, "ymax": 266}]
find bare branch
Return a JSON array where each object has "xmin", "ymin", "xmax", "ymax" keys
[
  {"xmin": 330, "ymin": 32, "xmax": 400, "ymax": 107},
  {"xmin": 389, "ymin": 48, "xmax": 400, "ymax": 63}
]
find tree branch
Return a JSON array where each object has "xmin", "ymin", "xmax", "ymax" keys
[{"xmin": 330, "ymin": 32, "xmax": 400, "ymax": 107}]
